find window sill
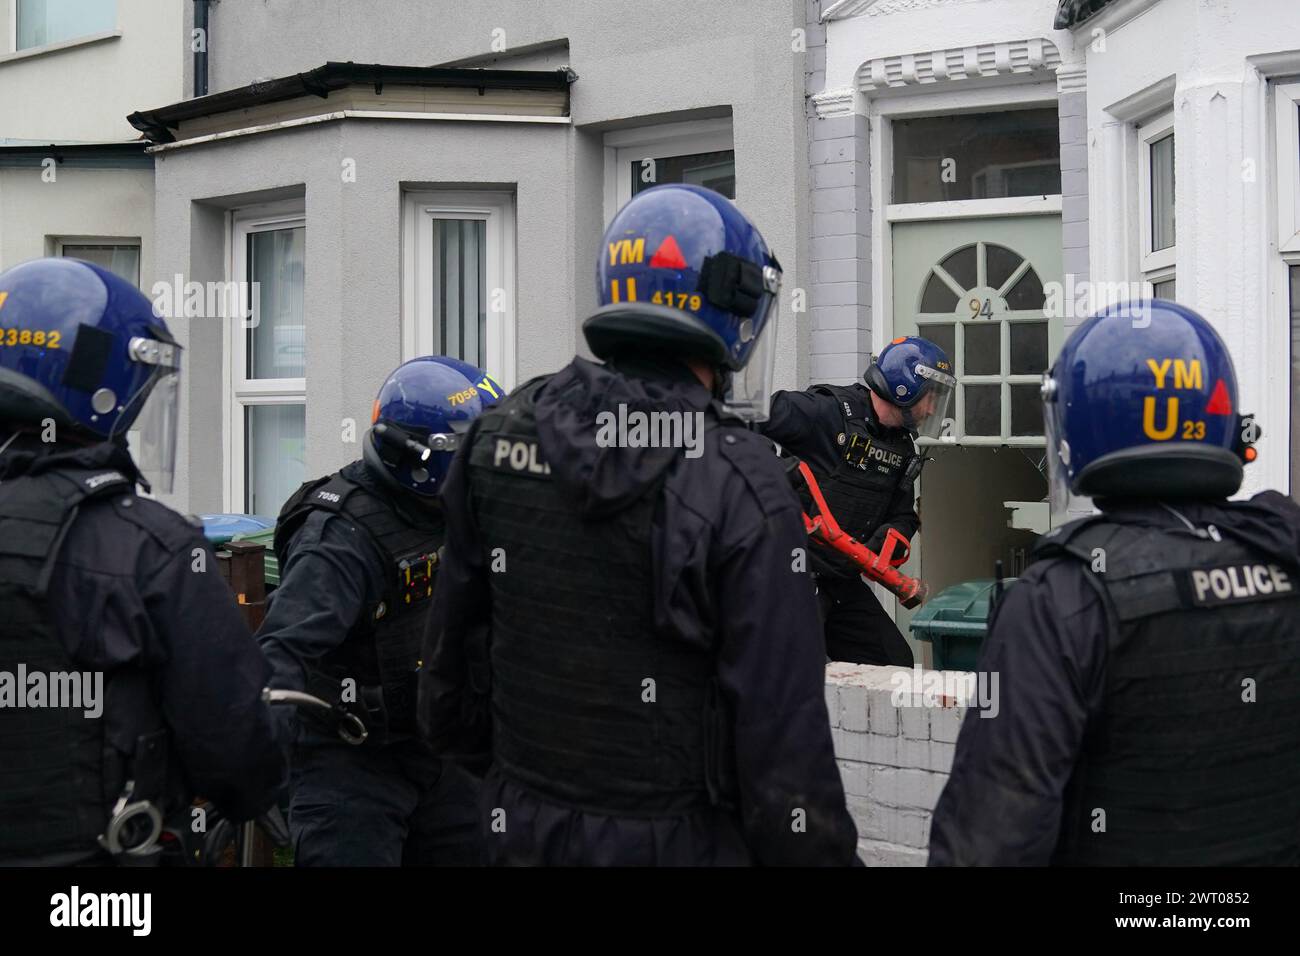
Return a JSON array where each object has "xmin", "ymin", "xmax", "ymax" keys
[{"xmin": 0, "ymin": 30, "xmax": 122, "ymax": 65}]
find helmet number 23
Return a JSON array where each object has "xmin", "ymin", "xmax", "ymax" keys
[{"xmin": 1182, "ymin": 420, "xmax": 1206, "ymax": 440}]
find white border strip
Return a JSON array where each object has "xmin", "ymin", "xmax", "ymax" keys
[{"xmin": 147, "ymin": 109, "xmax": 571, "ymax": 153}]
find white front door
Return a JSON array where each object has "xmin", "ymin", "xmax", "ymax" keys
[{"xmin": 889, "ymin": 213, "xmax": 1062, "ymax": 654}]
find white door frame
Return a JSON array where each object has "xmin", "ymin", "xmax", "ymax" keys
[{"xmin": 866, "ymin": 82, "xmax": 1061, "ymax": 625}]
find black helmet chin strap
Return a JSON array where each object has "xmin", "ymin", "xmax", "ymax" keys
[{"xmin": 710, "ymin": 365, "xmax": 731, "ymax": 403}]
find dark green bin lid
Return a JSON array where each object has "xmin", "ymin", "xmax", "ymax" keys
[{"xmin": 908, "ymin": 578, "xmax": 1015, "ymax": 640}]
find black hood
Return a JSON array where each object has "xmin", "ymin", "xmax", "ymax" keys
[
  {"xmin": 533, "ymin": 355, "xmax": 715, "ymax": 518},
  {"xmin": 0, "ymin": 431, "xmax": 142, "ymax": 485},
  {"xmin": 1102, "ymin": 491, "xmax": 1300, "ymax": 570}
]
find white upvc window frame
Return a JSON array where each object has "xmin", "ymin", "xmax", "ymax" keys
[
  {"xmin": 1137, "ymin": 110, "xmax": 1177, "ymax": 274},
  {"xmin": 1275, "ymin": 81, "xmax": 1300, "ymax": 254},
  {"xmin": 54, "ymin": 236, "xmax": 141, "ymax": 286},
  {"xmin": 1285, "ymin": 252, "xmax": 1300, "ymax": 500},
  {"xmin": 401, "ymin": 190, "xmax": 517, "ymax": 389},
  {"xmin": 601, "ymin": 117, "xmax": 734, "ymax": 224},
  {"xmin": 1146, "ymin": 267, "xmax": 1176, "ymax": 301},
  {"xmin": 9, "ymin": 0, "xmax": 117, "ymax": 54},
  {"xmin": 224, "ymin": 202, "xmax": 306, "ymax": 513}
]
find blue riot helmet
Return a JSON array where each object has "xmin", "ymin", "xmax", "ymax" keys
[
  {"xmin": 1041, "ymin": 300, "xmax": 1255, "ymax": 510},
  {"xmin": 585, "ymin": 183, "xmax": 783, "ymax": 422},
  {"xmin": 362, "ymin": 356, "xmax": 489, "ymax": 497},
  {"xmin": 427, "ymin": 355, "xmax": 506, "ymax": 408},
  {"xmin": 863, "ymin": 336, "xmax": 956, "ymax": 439},
  {"xmin": 0, "ymin": 258, "xmax": 182, "ymax": 492}
]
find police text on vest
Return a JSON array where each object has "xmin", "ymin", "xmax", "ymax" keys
[
  {"xmin": 1189, "ymin": 563, "xmax": 1293, "ymax": 606},
  {"xmin": 493, "ymin": 438, "xmax": 551, "ymax": 475}
]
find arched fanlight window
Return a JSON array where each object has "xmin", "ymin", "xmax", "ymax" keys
[
  {"xmin": 912, "ymin": 242, "xmax": 1051, "ymax": 442},
  {"xmin": 919, "ymin": 242, "xmax": 1046, "ymax": 317}
]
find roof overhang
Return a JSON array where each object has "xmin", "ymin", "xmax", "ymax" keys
[
  {"xmin": 0, "ymin": 141, "xmax": 151, "ymax": 168},
  {"xmin": 1053, "ymin": 0, "xmax": 1123, "ymax": 29},
  {"xmin": 127, "ymin": 61, "xmax": 576, "ymax": 148}
]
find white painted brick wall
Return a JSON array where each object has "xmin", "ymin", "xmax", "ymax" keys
[{"xmin": 825, "ymin": 663, "xmax": 970, "ymax": 866}]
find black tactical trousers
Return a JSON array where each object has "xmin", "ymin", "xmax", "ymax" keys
[
  {"xmin": 816, "ymin": 573, "xmax": 915, "ymax": 667},
  {"xmin": 289, "ymin": 729, "xmax": 483, "ymax": 866}
]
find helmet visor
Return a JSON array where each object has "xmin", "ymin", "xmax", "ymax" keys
[
  {"xmin": 723, "ymin": 298, "xmax": 779, "ymax": 423},
  {"xmin": 902, "ymin": 365, "xmax": 955, "ymax": 440},
  {"xmin": 132, "ymin": 371, "xmax": 181, "ymax": 495},
  {"xmin": 1042, "ymin": 371, "xmax": 1072, "ymax": 514}
]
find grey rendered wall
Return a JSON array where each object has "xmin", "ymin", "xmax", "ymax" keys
[
  {"xmin": 0, "ymin": 164, "xmax": 154, "ymax": 281},
  {"xmin": 153, "ymin": 119, "xmax": 572, "ymax": 513},
  {"xmin": 159, "ymin": 0, "xmax": 811, "ymax": 513},
  {"xmin": 187, "ymin": 0, "xmax": 810, "ymax": 382}
]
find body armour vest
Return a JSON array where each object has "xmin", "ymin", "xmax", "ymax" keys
[
  {"xmin": 803, "ymin": 384, "xmax": 919, "ymax": 579},
  {"xmin": 0, "ymin": 464, "xmax": 135, "ymax": 864},
  {"xmin": 467, "ymin": 378, "xmax": 731, "ymax": 814},
  {"xmin": 1034, "ymin": 514, "xmax": 1300, "ymax": 866},
  {"xmin": 275, "ymin": 462, "xmax": 444, "ymax": 745}
]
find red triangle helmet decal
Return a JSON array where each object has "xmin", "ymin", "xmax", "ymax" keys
[
  {"xmin": 1205, "ymin": 378, "xmax": 1233, "ymax": 415},
  {"xmin": 649, "ymin": 235, "xmax": 688, "ymax": 269}
]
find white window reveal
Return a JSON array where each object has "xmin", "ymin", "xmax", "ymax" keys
[
  {"xmin": 227, "ymin": 207, "xmax": 306, "ymax": 516},
  {"xmin": 1138, "ymin": 111, "xmax": 1176, "ymax": 299},
  {"xmin": 57, "ymin": 238, "xmax": 140, "ymax": 287},
  {"xmin": 14, "ymin": 0, "xmax": 115, "ymax": 51},
  {"xmin": 1275, "ymin": 82, "xmax": 1300, "ymax": 499},
  {"xmin": 402, "ymin": 191, "xmax": 516, "ymax": 388},
  {"xmin": 1291, "ymin": 264, "xmax": 1300, "ymax": 501},
  {"xmin": 602, "ymin": 117, "xmax": 735, "ymax": 223},
  {"xmin": 1275, "ymin": 81, "xmax": 1300, "ymax": 254}
]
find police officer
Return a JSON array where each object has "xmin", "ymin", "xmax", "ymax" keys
[
  {"xmin": 259, "ymin": 356, "xmax": 499, "ymax": 866},
  {"xmin": 0, "ymin": 258, "xmax": 284, "ymax": 865},
  {"xmin": 760, "ymin": 337, "xmax": 954, "ymax": 666},
  {"xmin": 419, "ymin": 183, "xmax": 859, "ymax": 866},
  {"xmin": 929, "ymin": 301, "xmax": 1300, "ymax": 865}
]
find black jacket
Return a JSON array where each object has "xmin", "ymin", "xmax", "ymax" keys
[
  {"xmin": 928, "ymin": 492, "xmax": 1300, "ymax": 865},
  {"xmin": 257, "ymin": 461, "xmax": 389, "ymax": 699},
  {"xmin": 419, "ymin": 355, "xmax": 859, "ymax": 865},
  {"xmin": 0, "ymin": 435, "xmax": 284, "ymax": 825},
  {"xmin": 760, "ymin": 384, "xmax": 920, "ymax": 551}
]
